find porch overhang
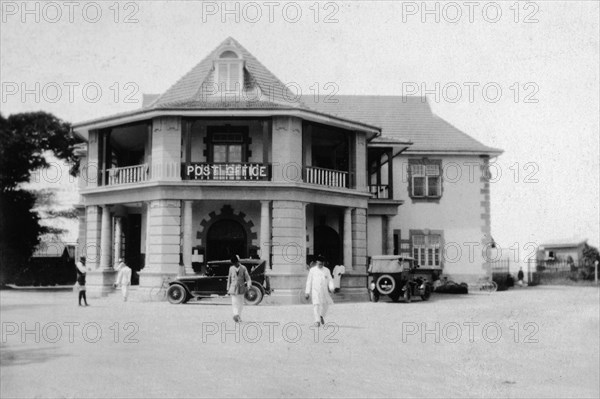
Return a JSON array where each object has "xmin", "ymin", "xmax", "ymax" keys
[
  {"xmin": 367, "ymin": 199, "xmax": 404, "ymax": 216},
  {"xmin": 72, "ymin": 108, "xmax": 382, "ymax": 141}
]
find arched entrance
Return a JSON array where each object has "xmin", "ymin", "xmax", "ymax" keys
[
  {"xmin": 314, "ymin": 225, "xmax": 341, "ymax": 270},
  {"xmin": 206, "ymin": 219, "xmax": 248, "ymax": 261}
]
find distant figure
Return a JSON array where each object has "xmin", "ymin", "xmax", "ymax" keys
[
  {"xmin": 114, "ymin": 258, "xmax": 132, "ymax": 301},
  {"xmin": 75, "ymin": 256, "xmax": 89, "ymax": 306},
  {"xmin": 517, "ymin": 267, "xmax": 525, "ymax": 287},
  {"xmin": 227, "ymin": 255, "xmax": 251, "ymax": 323},
  {"xmin": 305, "ymin": 255, "xmax": 334, "ymax": 327}
]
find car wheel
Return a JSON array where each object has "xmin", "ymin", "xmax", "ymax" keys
[
  {"xmin": 421, "ymin": 286, "xmax": 431, "ymax": 301},
  {"xmin": 167, "ymin": 284, "xmax": 187, "ymax": 304},
  {"xmin": 245, "ymin": 285, "xmax": 264, "ymax": 306},
  {"xmin": 369, "ymin": 290, "xmax": 380, "ymax": 302},
  {"xmin": 375, "ymin": 274, "xmax": 396, "ymax": 296}
]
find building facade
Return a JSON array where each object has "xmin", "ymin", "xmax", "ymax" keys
[{"xmin": 73, "ymin": 38, "xmax": 502, "ymax": 302}]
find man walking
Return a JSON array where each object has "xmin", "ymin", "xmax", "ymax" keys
[
  {"xmin": 114, "ymin": 258, "xmax": 132, "ymax": 301},
  {"xmin": 305, "ymin": 255, "xmax": 334, "ymax": 327},
  {"xmin": 75, "ymin": 256, "xmax": 90, "ymax": 306},
  {"xmin": 227, "ymin": 255, "xmax": 251, "ymax": 323}
]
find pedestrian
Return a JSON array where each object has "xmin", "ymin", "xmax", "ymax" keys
[
  {"xmin": 114, "ymin": 258, "xmax": 132, "ymax": 301},
  {"xmin": 75, "ymin": 256, "xmax": 90, "ymax": 306},
  {"xmin": 227, "ymin": 255, "xmax": 251, "ymax": 323},
  {"xmin": 517, "ymin": 267, "xmax": 525, "ymax": 287},
  {"xmin": 305, "ymin": 255, "xmax": 334, "ymax": 327}
]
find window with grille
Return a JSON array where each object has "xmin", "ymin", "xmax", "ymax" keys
[
  {"xmin": 409, "ymin": 160, "xmax": 442, "ymax": 198},
  {"xmin": 412, "ymin": 234, "xmax": 441, "ymax": 267}
]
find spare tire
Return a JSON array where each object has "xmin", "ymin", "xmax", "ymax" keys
[{"xmin": 376, "ymin": 274, "xmax": 396, "ymax": 295}]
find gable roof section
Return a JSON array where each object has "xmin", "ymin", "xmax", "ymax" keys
[
  {"xmin": 150, "ymin": 37, "xmax": 301, "ymax": 109},
  {"xmin": 301, "ymin": 95, "xmax": 502, "ymax": 155}
]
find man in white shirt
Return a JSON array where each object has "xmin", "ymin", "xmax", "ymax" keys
[
  {"xmin": 114, "ymin": 258, "xmax": 132, "ymax": 301},
  {"xmin": 305, "ymin": 255, "xmax": 334, "ymax": 327}
]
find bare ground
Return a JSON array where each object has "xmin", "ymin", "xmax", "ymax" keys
[{"xmin": 1, "ymin": 285, "xmax": 598, "ymax": 398}]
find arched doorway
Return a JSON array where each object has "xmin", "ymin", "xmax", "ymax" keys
[
  {"xmin": 314, "ymin": 225, "xmax": 341, "ymax": 270},
  {"xmin": 206, "ymin": 219, "xmax": 248, "ymax": 261}
]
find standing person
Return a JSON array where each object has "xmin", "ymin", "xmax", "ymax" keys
[
  {"xmin": 114, "ymin": 258, "xmax": 132, "ymax": 301},
  {"xmin": 75, "ymin": 256, "xmax": 90, "ymax": 306},
  {"xmin": 517, "ymin": 267, "xmax": 525, "ymax": 287},
  {"xmin": 227, "ymin": 255, "xmax": 251, "ymax": 323},
  {"xmin": 305, "ymin": 255, "xmax": 334, "ymax": 327}
]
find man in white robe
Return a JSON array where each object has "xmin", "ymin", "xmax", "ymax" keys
[
  {"xmin": 305, "ymin": 255, "xmax": 334, "ymax": 326},
  {"xmin": 114, "ymin": 258, "xmax": 132, "ymax": 301}
]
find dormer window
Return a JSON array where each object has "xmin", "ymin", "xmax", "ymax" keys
[{"xmin": 216, "ymin": 50, "xmax": 244, "ymax": 92}]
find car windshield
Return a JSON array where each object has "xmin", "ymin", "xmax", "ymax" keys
[{"xmin": 369, "ymin": 258, "xmax": 409, "ymax": 273}]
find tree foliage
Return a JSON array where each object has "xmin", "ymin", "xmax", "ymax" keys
[{"xmin": 0, "ymin": 112, "xmax": 80, "ymax": 285}]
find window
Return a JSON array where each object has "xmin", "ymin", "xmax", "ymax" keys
[
  {"xmin": 409, "ymin": 160, "xmax": 442, "ymax": 198},
  {"xmin": 216, "ymin": 51, "xmax": 243, "ymax": 91},
  {"xmin": 211, "ymin": 132, "xmax": 244, "ymax": 163},
  {"xmin": 412, "ymin": 234, "xmax": 441, "ymax": 267}
]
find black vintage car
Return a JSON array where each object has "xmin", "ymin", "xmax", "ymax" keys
[
  {"xmin": 368, "ymin": 255, "xmax": 435, "ymax": 302},
  {"xmin": 166, "ymin": 259, "xmax": 271, "ymax": 305}
]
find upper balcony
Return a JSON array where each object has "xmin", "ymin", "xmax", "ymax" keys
[{"xmin": 84, "ymin": 117, "xmax": 361, "ymax": 192}]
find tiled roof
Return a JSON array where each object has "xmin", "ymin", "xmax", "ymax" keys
[
  {"xmin": 81, "ymin": 38, "xmax": 501, "ymax": 156},
  {"xmin": 301, "ymin": 95, "xmax": 502, "ymax": 154},
  {"xmin": 150, "ymin": 37, "xmax": 302, "ymax": 109}
]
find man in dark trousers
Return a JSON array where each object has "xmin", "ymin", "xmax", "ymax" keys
[{"xmin": 75, "ymin": 256, "xmax": 90, "ymax": 306}]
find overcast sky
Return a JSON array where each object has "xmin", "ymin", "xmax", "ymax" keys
[{"xmin": 1, "ymin": 1, "xmax": 599, "ymax": 262}]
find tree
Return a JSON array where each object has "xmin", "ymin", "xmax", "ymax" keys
[
  {"xmin": 581, "ymin": 244, "xmax": 600, "ymax": 279},
  {"xmin": 0, "ymin": 112, "xmax": 80, "ymax": 285}
]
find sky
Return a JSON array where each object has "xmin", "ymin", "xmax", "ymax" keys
[{"xmin": 1, "ymin": 0, "xmax": 599, "ymax": 266}]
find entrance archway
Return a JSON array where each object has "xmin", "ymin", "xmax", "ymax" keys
[
  {"xmin": 314, "ymin": 225, "xmax": 341, "ymax": 270},
  {"xmin": 206, "ymin": 219, "xmax": 248, "ymax": 261}
]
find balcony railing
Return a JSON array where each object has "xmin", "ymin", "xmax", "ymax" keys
[
  {"xmin": 369, "ymin": 184, "xmax": 390, "ymax": 199},
  {"xmin": 304, "ymin": 166, "xmax": 349, "ymax": 188},
  {"xmin": 107, "ymin": 164, "xmax": 149, "ymax": 185},
  {"xmin": 182, "ymin": 163, "xmax": 271, "ymax": 181}
]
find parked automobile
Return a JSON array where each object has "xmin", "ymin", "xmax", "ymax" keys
[
  {"xmin": 368, "ymin": 255, "xmax": 435, "ymax": 302},
  {"xmin": 166, "ymin": 259, "xmax": 271, "ymax": 305}
]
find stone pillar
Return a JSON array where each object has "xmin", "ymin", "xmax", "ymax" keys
[
  {"xmin": 352, "ymin": 208, "xmax": 368, "ymax": 273},
  {"xmin": 84, "ymin": 206, "xmax": 101, "ymax": 269},
  {"xmin": 182, "ymin": 200, "xmax": 193, "ymax": 275},
  {"xmin": 99, "ymin": 206, "xmax": 113, "ymax": 270},
  {"xmin": 260, "ymin": 200, "xmax": 271, "ymax": 267},
  {"xmin": 266, "ymin": 200, "xmax": 306, "ymax": 304},
  {"xmin": 114, "ymin": 217, "xmax": 123, "ymax": 262},
  {"xmin": 343, "ymin": 207, "xmax": 353, "ymax": 269},
  {"xmin": 86, "ymin": 205, "xmax": 117, "ymax": 296},
  {"xmin": 139, "ymin": 200, "xmax": 181, "ymax": 300},
  {"xmin": 354, "ymin": 132, "xmax": 367, "ymax": 191},
  {"xmin": 151, "ymin": 116, "xmax": 182, "ymax": 181},
  {"xmin": 271, "ymin": 116, "xmax": 303, "ymax": 183},
  {"xmin": 386, "ymin": 216, "xmax": 394, "ymax": 255}
]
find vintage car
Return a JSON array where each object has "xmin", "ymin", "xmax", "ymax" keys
[
  {"xmin": 368, "ymin": 255, "xmax": 435, "ymax": 302},
  {"xmin": 166, "ymin": 259, "xmax": 271, "ymax": 305}
]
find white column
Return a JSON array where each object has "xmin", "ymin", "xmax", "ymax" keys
[
  {"xmin": 182, "ymin": 201, "xmax": 193, "ymax": 275},
  {"xmin": 260, "ymin": 200, "xmax": 270, "ymax": 268},
  {"xmin": 386, "ymin": 216, "xmax": 395, "ymax": 255},
  {"xmin": 343, "ymin": 208, "xmax": 352, "ymax": 268},
  {"xmin": 114, "ymin": 217, "xmax": 123, "ymax": 262},
  {"xmin": 99, "ymin": 206, "xmax": 113, "ymax": 270}
]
